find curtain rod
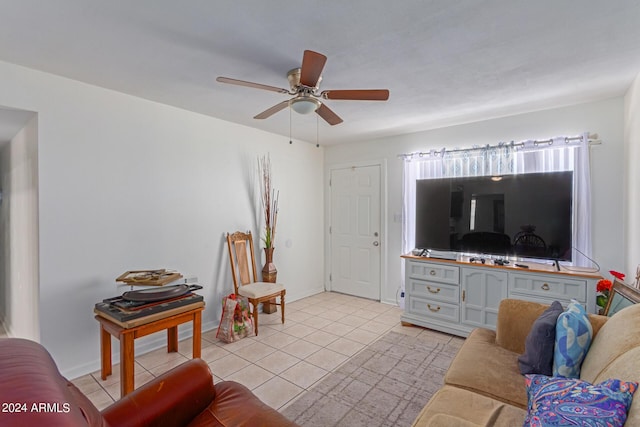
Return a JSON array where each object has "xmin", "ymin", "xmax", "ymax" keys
[{"xmin": 398, "ymin": 133, "xmax": 601, "ymax": 159}]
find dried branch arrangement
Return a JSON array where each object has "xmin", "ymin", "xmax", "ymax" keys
[{"xmin": 258, "ymin": 155, "xmax": 279, "ymax": 248}]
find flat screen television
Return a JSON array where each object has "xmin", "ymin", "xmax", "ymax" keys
[{"xmin": 415, "ymin": 171, "xmax": 573, "ymax": 261}]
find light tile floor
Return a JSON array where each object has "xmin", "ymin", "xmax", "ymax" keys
[{"xmin": 72, "ymin": 291, "xmax": 411, "ymax": 412}]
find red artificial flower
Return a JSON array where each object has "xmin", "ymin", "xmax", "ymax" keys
[
  {"xmin": 597, "ymin": 279, "xmax": 612, "ymax": 293},
  {"xmin": 610, "ymin": 270, "xmax": 625, "ymax": 281}
]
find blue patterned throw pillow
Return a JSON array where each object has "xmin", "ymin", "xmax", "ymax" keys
[
  {"xmin": 524, "ymin": 375, "xmax": 638, "ymax": 427},
  {"xmin": 553, "ymin": 300, "xmax": 592, "ymax": 378}
]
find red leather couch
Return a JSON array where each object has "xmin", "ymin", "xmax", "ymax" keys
[{"xmin": 0, "ymin": 338, "xmax": 298, "ymax": 426}]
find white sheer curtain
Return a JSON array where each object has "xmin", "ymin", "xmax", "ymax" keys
[{"xmin": 402, "ymin": 132, "xmax": 592, "ymax": 266}]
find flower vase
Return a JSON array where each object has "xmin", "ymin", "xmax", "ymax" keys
[{"xmin": 262, "ymin": 247, "xmax": 278, "ymax": 313}]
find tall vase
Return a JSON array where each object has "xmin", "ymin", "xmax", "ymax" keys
[{"xmin": 262, "ymin": 247, "xmax": 278, "ymax": 313}]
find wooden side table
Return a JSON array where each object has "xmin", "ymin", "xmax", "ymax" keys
[{"xmin": 95, "ymin": 303, "xmax": 204, "ymax": 397}]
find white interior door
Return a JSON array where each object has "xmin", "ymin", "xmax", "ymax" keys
[{"xmin": 330, "ymin": 165, "xmax": 381, "ymax": 300}]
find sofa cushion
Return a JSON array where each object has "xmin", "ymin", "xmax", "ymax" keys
[
  {"xmin": 411, "ymin": 385, "xmax": 526, "ymax": 427},
  {"xmin": 421, "ymin": 414, "xmax": 479, "ymax": 427},
  {"xmin": 581, "ymin": 304, "xmax": 640, "ymax": 427},
  {"xmin": 523, "ymin": 374, "xmax": 637, "ymax": 426},
  {"xmin": 581, "ymin": 303, "xmax": 640, "ymax": 384},
  {"xmin": 494, "ymin": 299, "xmax": 607, "ymax": 355},
  {"xmin": 102, "ymin": 357, "xmax": 217, "ymax": 427},
  {"xmin": 444, "ymin": 328, "xmax": 529, "ymax": 409},
  {"xmin": 553, "ymin": 301, "xmax": 593, "ymax": 378},
  {"xmin": 188, "ymin": 381, "xmax": 298, "ymax": 427},
  {"xmin": 495, "ymin": 299, "xmax": 549, "ymax": 354},
  {"xmin": 588, "ymin": 347, "xmax": 640, "ymax": 426},
  {"xmin": 518, "ymin": 300, "xmax": 563, "ymax": 375},
  {"xmin": 0, "ymin": 338, "xmax": 103, "ymax": 427}
]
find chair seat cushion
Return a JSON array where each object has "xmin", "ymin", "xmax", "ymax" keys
[{"xmin": 238, "ymin": 282, "xmax": 284, "ymax": 299}]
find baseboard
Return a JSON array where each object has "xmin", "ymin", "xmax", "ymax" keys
[
  {"xmin": 287, "ymin": 286, "xmax": 325, "ymax": 301},
  {"xmin": 381, "ymin": 297, "xmax": 400, "ymax": 307},
  {"xmin": 63, "ymin": 319, "xmax": 218, "ymax": 380},
  {"xmin": 64, "ymin": 289, "xmax": 327, "ymax": 380}
]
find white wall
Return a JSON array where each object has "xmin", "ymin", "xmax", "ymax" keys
[
  {"xmin": 0, "ymin": 114, "xmax": 40, "ymax": 340},
  {"xmin": 0, "ymin": 60, "xmax": 325, "ymax": 378},
  {"xmin": 624, "ymin": 73, "xmax": 640, "ymax": 274},
  {"xmin": 325, "ymin": 98, "xmax": 625, "ymax": 305}
]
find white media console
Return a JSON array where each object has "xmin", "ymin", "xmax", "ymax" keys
[{"xmin": 401, "ymin": 254, "xmax": 601, "ymax": 337}]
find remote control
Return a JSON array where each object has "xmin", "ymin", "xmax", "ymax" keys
[{"xmin": 515, "ymin": 263, "xmax": 529, "ymax": 269}]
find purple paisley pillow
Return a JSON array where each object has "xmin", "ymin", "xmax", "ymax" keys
[{"xmin": 524, "ymin": 374, "xmax": 637, "ymax": 427}]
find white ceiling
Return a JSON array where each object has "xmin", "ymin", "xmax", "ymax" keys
[{"xmin": 1, "ymin": 1, "xmax": 640, "ymax": 145}]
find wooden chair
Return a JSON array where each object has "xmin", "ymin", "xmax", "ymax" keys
[{"xmin": 226, "ymin": 231, "xmax": 285, "ymax": 336}]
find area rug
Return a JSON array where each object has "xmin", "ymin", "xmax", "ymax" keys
[{"xmin": 281, "ymin": 329, "xmax": 463, "ymax": 427}]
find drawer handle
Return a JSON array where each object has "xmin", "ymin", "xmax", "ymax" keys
[
  {"xmin": 427, "ymin": 286, "xmax": 441, "ymax": 294},
  {"xmin": 429, "ymin": 270, "xmax": 436, "ymax": 276},
  {"xmin": 427, "ymin": 304, "xmax": 441, "ymax": 312},
  {"xmin": 541, "ymin": 283, "xmax": 550, "ymax": 291}
]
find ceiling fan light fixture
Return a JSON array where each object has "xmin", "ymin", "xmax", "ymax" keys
[{"xmin": 290, "ymin": 97, "xmax": 320, "ymax": 115}]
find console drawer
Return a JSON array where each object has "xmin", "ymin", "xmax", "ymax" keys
[
  {"xmin": 407, "ymin": 296, "xmax": 459, "ymax": 323},
  {"xmin": 509, "ymin": 273, "xmax": 587, "ymax": 302},
  {"xmin": 407, "ymin": 261, "xmax": 460, "ymax": 286},
  {"xmin": 407, "ymin": 278, "xmax": 459, "ymax": 304},
  {"xmin": 508, "ymin": 293, "xmax": 586, "ymax": 311}
]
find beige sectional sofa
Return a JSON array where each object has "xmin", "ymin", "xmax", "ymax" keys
[{"xmin": 412, "ymin": 299, "xmax": 640, "ymax": 426}]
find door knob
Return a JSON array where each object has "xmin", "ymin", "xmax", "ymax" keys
[{"xmin": 373, "ymin": 241, "xmax": 379, "ymax": 246}]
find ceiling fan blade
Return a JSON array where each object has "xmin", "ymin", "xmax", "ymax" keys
[
  {"xmin": 300, "ymin": 50, "xmax": 327, "ymax": 87},
  {"xmin": 316, "ymin": 103, "xmax": 343, "ymax": 126},
  {"xmin": 322, "ymin": 89, "xmax": 390, "ymax": 101},
  {"xmin": 254, "ymin": 101, "xmax": 290, "ymax": 119},
  {"xmin": 216, "ymin": 76, "xmax": 289, "ymax": 94}
]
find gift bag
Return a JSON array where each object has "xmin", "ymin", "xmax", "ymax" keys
[
  {"xmin": 233, "ymin": 296, "xmax": 254, "ymax": 340},
  {"xmin": 216, "ymin": 294, "xmax": 238, "ymax": 343},
  {"xmin": 216, "ymin": 294, "xmax": 254, "ymax": 343}
]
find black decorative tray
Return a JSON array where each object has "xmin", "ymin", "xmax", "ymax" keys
[
  {"xmin": 122, "ymin": 284, "xmax": 202, "ymax": 302},
  {"xmin": 96, "ymin": 293, "xmax": 204, "ymax": 321}
]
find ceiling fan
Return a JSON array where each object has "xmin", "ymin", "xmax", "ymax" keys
[{"xmin": 216, "ymin": 50, "xmax": 389, "ymax": 125}]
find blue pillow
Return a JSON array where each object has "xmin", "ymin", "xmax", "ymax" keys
[
  {"xmin": 518, "ymin": 301, "xmax": 564, "ymax": 375},
  {"xmin": 524, "ymin": 374, "xmax": 637, "ymax": 427},
  {"xmin": 553, "ymin": 300, "xmax": 592, "ymax": 378}
]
